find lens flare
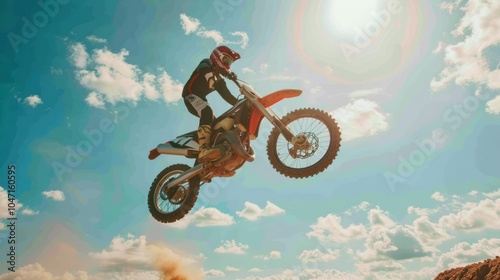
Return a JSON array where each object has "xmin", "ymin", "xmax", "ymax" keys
[{"xmin": 329, "ymin": 0, "xmax": 382, "ymax": 35}]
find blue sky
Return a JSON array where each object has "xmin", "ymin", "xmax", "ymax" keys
[{"xmin": 1, "ymin": 0, "xmax": 500, "ymax": 279}]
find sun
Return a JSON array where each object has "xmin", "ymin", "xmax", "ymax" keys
[{"xmin": 328, "ymin": 0, "xmax": 382, "ymax": 35}]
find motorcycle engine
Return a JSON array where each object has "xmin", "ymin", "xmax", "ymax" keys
[{"xmin": 211, "ymin": 131, "xmax": 245, "ymax": 173}]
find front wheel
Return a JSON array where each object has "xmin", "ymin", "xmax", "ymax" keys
[
  {"xmin": 267, "ymin": 108, "xmax": 341, "ymax": 179},
  {"xmin": 147, "ymin": 164, "xmax": 200, "ymax": 223}
]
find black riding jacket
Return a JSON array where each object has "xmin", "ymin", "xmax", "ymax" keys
[{"xmin": 182, "ymin": 59, "xmax": 238, "ymax": 106}]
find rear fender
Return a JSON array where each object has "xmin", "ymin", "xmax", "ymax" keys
[
  {"xmin": 149, "ymin": 132, "xmax": 199, "ymax": 160},
  {"xmin": 248, "ymin": 89, "xmax": 301, "ymax": 139}
]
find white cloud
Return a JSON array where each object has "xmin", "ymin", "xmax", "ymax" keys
[
  {"xmin": 468, "ymin": 190, "xmax": 478, "ymax": 196},
  {"xmin": 168, "ymin": 207, "xmax": 235, "ymax": 229},
  {"xmin": 24, "ymin": 95, "xmax": 43, "ymax": 108},
  {"xmin": 214, "ymin": 240, "xmax": 249, "ymax": 255},
  {"xmin": 260, "ymin": 63, "xmax": 268, "ymax": 73},
  {"xmin": 486, "ymin": 95, "xmax": 500, "ymax": 114},
  {"xmin": 89, "ymin": 234, "xmax": 202, "ymax": 279},
  {"xmin": 225, "ymin": 266, "xmax": 240, "ymax": 272},
  {"xmin": 237, "ymin": 269, "xmax": 296, "ymax": 280},
  {"xmin": 347, "ymin": 88, "xmax": 383, "ymax": 100},
  {"xmin": 357, "ymin": 207, "xmax": 439, "ymax": 262},
  {"xmin": 413, "ymin": 216, "xmax": 452, "ymax": 245},
  {"xmin": 0, "ymin": 263, "xmax": 90, "ymax": 280},
  {"xmin": 180, "ymin": 13, "xmax": 201, "ymax": 35},
  {"xmin": 484, "ymin": 189, "xmax": 500, "ymax": 198},
  {"xmin": 142, "ymin": 73, "xmax": 160, "ymax": 101},
  {"xmin": 355, "ymin": 260, "xmax": 405, "ymax": 274},
  {"xmin": 431, "ymin": 0, "xmax": 500, "ymax": 92},
  {"xmin": 407, "ymin": 206, "xmax": 439, "ymax": 216},
  {"xmin": 249, "ymin": 268, "xmax": 263, "ymax": 273},
  {"xmin": 256, "ymin": 250, "xmax": 281, "ymax": 260},
  {"xmin": 69, "ymin": 44, "xmax": 183, "ymax": 108},
  {"xmin": 89, "ymin": 234, "xmax": 152, "ymax": 270},
  {"xmin": 158, "ymin": 70, "xmax": 184, "ymax": 104},
  {"xmin": 372, "ymin": 267, "xmax": 439, "ymax": 280},
  {"xmin": 242, "ymin": 67, "xmax": 255, "ymax": 74},
  {"xmin": 439, "ymin": 198, "xmax": 500, "ymax": 231},
  {"xmin": 69, "ymin": 42, "xmax": 89, "ymax": 69},
  {"xmin": 4, "ymin": 263, "xmax": 189, "ymax": 280},
  {"xmin": 179, "ymin": 14, "xmax": 248, "ymax": 49},
  {"xmin": 368, "ymin": 207, "xmax": 395, "ymax": 228},
  {"xmin": 197, "ymin": 29, "xmax": 224, "ymax": 45},
  {"xmin": 87, "ymin": 35, "xmax": 107, "ymax": 44},
  {"xmin": 187, "ymin": 207, "xmax": 235, "ymax": 227},
  {"xmin": 0, "ymin": 235, "xmax": 203, "ymax": 280},
  {"xmin": 298, "ymin": 248, "xmax": 340, "ymax": 263},
  {"xmin": 0, "ymin": 265, "xmax": 164, "ymax": 280},
  {"xmin": 307, "ymin": 214, "xmax": 367, "ymax": 243},
  {"xmin": 438, "ymin": 238, "xmax": 500, "ymax": 269},
  {"xmin": 439, "ymin": 0, "xmax": 463, "ymax": 14},
  {"xmin": 345, "ymin": 201, "xmax": 370, "ymax": 215},
  {"xmin": 238, "ymin": 268, "xmax": 363, "ymax": 280},
  {"xmin": 330, "ymin": 99, "xmax": 390, "ymax": 141},
  {"xmin": 21, "ymin": 207, "xmax": 39, "ymax": 215},
  {"xmin": 431, "ymin": 192, "xmax": 446, "ymax": 202},
  {"xmin": 236, "ymin": 201, "xmax": 285, "ymax": 221},
  {"xmin": 0, "ymin": 186, "xmax": 22, "ymax": 219},
  {"xmin": 204, "ymin": 269, "xmax": 225, "ymax": 277},
  {"xmin": 357, "ymin": 202, "xmax": 370, "ymax": 211},
  {"xmin": 229, "ymin": 31, "xmax": 249, "ymax": 49},
  {"xmin": 356, "ymin": 225, "xmax": 433, "ymax": 262},
  {"xmin": 432, "ymin": 41, "xmax": 447, "ymax": 54},
  {"xmin": 96, "ymin": 271, "xmax": 161, "ymax": 279},
  {"xmin": 42, "ymin": 190, "xmax": 65, "ymax": 201},
  {"xmin": 75, "ymin": 48, "xmax": 143, "ymax": 105},
  {"xmin": 84, "ymin": 91, "xmax": 105, "ymax": 108},
  {"xmin": 299, "ymin": 269, "xmax": 363, "ymax": 280}
]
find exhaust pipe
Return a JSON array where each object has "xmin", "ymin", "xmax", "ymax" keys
[{"xmin": 222, "ymin": 130, "xmax": 255, "ymax": 162}]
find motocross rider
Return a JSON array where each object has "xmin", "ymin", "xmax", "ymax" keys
[{"xmin": 182, "ymin": 46, "xmax": 240, "ymax": 160}]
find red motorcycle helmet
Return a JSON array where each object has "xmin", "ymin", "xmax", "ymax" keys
[{"xmin": 210, "ymin": 45, "xmax": 240, "ymax": 71}]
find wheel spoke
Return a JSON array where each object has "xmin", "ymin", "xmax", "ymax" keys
[
  {"xmin": 311, "ymin": 118, "xmax": 326, "ymax": 134},
  {"xmin": 273, "ymin": 114, "xmax": 334, "ymax": 170},
  {"xmin": 267, "ymin": 109, "xmax": 341, "ymax": 179},
  {"xmin": 154, "ymin": 173, "xmax": 189, "ymax": 214}
]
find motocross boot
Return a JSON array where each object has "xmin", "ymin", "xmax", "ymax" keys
[{"xmin": 197, "ymin": 125, "xmax": 221, "ymax": 160}]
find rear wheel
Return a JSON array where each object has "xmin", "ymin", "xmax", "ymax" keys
[
  {"xmin": 147, "ymin": 164, "xmax": 200, "ymax": 223},
  {"xmin": 267, "ymin": 108, "xmax": 341, "ymax": 178}
]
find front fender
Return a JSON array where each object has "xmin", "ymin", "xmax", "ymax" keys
[{"xmin": 248, "ymin": 89, "xmax": 302, "ymax": 139}]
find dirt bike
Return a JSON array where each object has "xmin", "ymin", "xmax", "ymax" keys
[{"xmin": 147, "ymin": 74, "xmax": 342, "ymax": 223}]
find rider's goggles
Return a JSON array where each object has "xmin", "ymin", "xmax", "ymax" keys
[{"xmin": 221, "ymin": 55, "xmax": 233, "ymax": 67}]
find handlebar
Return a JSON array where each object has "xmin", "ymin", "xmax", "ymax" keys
[{"xmin": 227, "ymin": 72, "xmax": 242, "ymax": 88}]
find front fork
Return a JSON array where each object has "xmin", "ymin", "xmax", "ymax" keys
[
  {"xmin": 164, "ymin": 163, "xmax": 205, "ymax": 191},
  {"xmin": 249, "ymin": 99, "xmax": 309, "ymax": 156}
]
